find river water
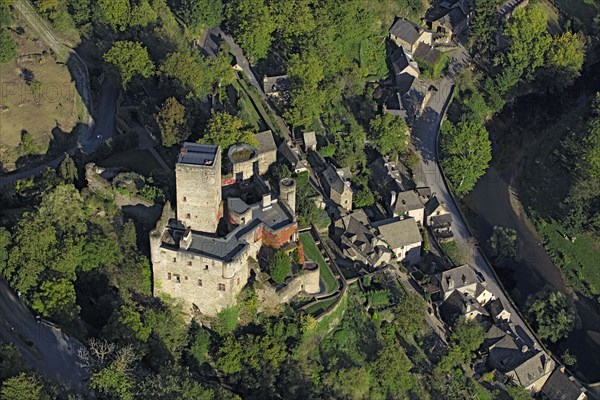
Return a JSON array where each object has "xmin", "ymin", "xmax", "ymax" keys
[{"xmin": 463, "ymin": 65, "xmax": 600, "ymax": 383}]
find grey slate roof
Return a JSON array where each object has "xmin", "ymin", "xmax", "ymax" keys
[
  {"xmin": 541, "ymin": 368, "xmax": 587, "ymax": 400},
  {"xmin": 413, "ymin": 44, "xmax": 442, "ymax": 66},
  {"xmin": 390, "ymin": 46, "xmax": 409, "ymax": 71},
  {"xmin": 425, "ymin": 195, "xmax": 448, "ymax": 216},
  {"xmin": 489, "ymin": 298, "xmax": 508, "ymax": 318},
  {"xmin": 377, "ymin": 217, "xmax": 422, "ymax": 250},
  {"xmin": 278, "ymin": 142, "xmax": 300, "ymax": 166},
  {"xmin": 323, "ymin": 165, "xmax": 346, "ymax": 194},
  {"xmin": 255, "ymin": 130, "xmax": 277, "ymax": 153},
  {"xmin": 439, "ymin": 264, "xmax": 478, "ymax": 293},
  {"xmin": 439, "ymin": 7, "xmax": 468, "ymax": 30},
  {"xmin": 507, "ymin": 352, "xmax": 553, "ymax": 388},
  {"xmin": 431, "ymin": 213, "xmax": 453, "ymax": 227},
  {"xmin": 439, "ymin": 290, "xmax": 488, "ymax": 324},
  {"xmin": 394, "ymin": 191, "xmax": 424, "ymax": 215},
  {"xmin": 389, "ymin": 18, "xmax": 421, "ymax": 45},
  {"xmin": 178, "ymin": 143, "xmax": 219, "ymax": 167}
]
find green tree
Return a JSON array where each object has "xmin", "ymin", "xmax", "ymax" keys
[
  {"xmin": 179, "ymin": 0, "xmax": 222, "ymax": 37},
  {"xmin": 440, "ymin": 119, "xmax": 491, "ymax": 196},
  {"xmin": 285, "ymin": 51, "xmax": 325, "ymax": 129},
  {"xmin": 544, "ymin": 31, "xmax": 585, "ymax": 91},
  {"xmin": 190, "ymin": 327, "xmax": 211, "ymax": 364},
  {"xmin": 156, "ymin": 97, "xmax": 187, "ymax": 146},
  {"xmin": 369, "ymin": 114, "xmax": 408, "ymax": 157},
  {"xmin": 160, "ymin": 52, "xmax": 214, "ymax": 98},
  {"xmin": 104, "ymin": 41, "xmax": 154, "ymax": 86},
  {"xmin": 215, "ymin": 306, "xmax": 240, "ymax": 336},
  {"xmin": 468, "ymin": 0, "xmax": 498, "ymax": 57},
  {"xmin": 0, "ymin": 373, "xmax": 44, "ymax": 400},
  {"xmin": 129, "ymin": 0, "xmax": 157, "ymax": 27},
  {"xmin": 96, "ymin": 0, "xmax": 130, "ymax": 31},
  {"xmin": 353, "ymin": 189, "xmax": 375, "ymax": 208},
  {"xmin": 436, "ymin": 319, "xmax": 484, "ymax": 373},
  {"xmin": 0, "ymin": 344, "xmax": 27, "ymax": 381},
  {"xmin": 199, "ymin": 112, "xmax": 258, "ymax": 150},
  {"xmin": 31, "ymin": 278, "xmax": 79, "ymax": 321},
  {"xmin": 323, "ymin": 367, "xmax": 370, "ymax": 400},
  {"xmin": 0, "ymin": 29, "xmax": 16, "ymax": 64},
  {"xmin": 225, "ymin": 0, "xmax": 275, "ymax": 62},
  {"xmin": 59, "ymin": 154, "xmax": 78, "ymax": 183},
  {"xmin": 504, "ymin": 6, "xmax": 551, "ymax": 80},
  {"xmin": 488, "ymin": 226, "xmax": 517, "ymax": 260},
  {"xmin": 270, "ymin": 0, "xmax": 315, "ymax": 41},
  {"xmin": 269, "ymin": 251, "xmax": 291, "ymax": 284},
  {"xmin": 526, "ymin": 291, "xmax": 577, "ymax": 342}
]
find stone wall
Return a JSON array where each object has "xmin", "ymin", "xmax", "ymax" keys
[
  {"xmin": 175, "ymin": 151, "xmax": 222, "ymax": 233},
  {"xmin": 330, "ymin": 187, "xmax": 353, "ymax": 211},
  {"xmin": 261, "ymin": 223, "xmax": 298, "ymax": 248}
]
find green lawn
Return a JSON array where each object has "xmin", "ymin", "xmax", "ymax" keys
[
  {"xmin": 440, "ymin": 241, "xmax": 464, "ymax": 266},
  {"xmin": 303, "ymin": 297, "xmax": 338, "ymax": 316},
  {"xmin": 536, "ymin": 220, "xmax": 600, "ymax": 297},
  {"xmin": 97, "ymin": 149, "xmax": 162, "ymax": 176},
  {"xmin": 300, "ymin": 232, "xmax": 337, "ymax": 293}
]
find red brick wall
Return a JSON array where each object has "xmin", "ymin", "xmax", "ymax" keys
[{"xmin": 262, "ymin": 223, "xmax": 297, "ymax": 248}]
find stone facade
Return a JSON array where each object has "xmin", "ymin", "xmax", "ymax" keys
[{"xmin": 176, "ymin": 144, "xmax": 222, "ymax": 233}]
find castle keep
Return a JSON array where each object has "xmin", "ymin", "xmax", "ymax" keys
[{"xmin": 150, "ymin": 137, "xmax": 319, "ymax": 316}]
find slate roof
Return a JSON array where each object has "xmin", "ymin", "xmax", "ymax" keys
[
  {"xmin": 303, "ymin": 131, "xmax": 317, "ymax": 148},
  {"xmin": 440, "ymin": 290, "xmax": 488, "ymax": 324},
  {"xmin": 507, "ymin": 352, "xmax": 553, "ymax": 388},
  {"xmin": 431, "ymin": 213, "xmax": 453, "ymax": 227},
  {"xmin": 389, "ymin": 18, "xmax": 421, "ymax": 45},
  {"xmin": 439, "ymin": 264, "xmax": 479, "ymax": 294},
  {"xmin": 425, "ymin": 195, "xmax": 448, "ymax": 216},
  {"xmin": 178, "ymin": 143, "xmax": 219, "ymax": 167},
  {"xmin": 278, "ymin": 142, "xmax": 300, "ymax": 167},
  {"xmin": 541, "ymin": 368, "xmax": 587, "ymax": 400},
  {"xmin": 341, "ymin": 213, "xmax": 390, "ymax": 264},
  {"xmin": 488, "ymin": 333, "xmax": 528, "ymax": 372},
  {"xmin": 323, "ymin": 165, "xmax": 347, "ymax": 194},
  {"xmin": 413, "ymin": 44, "xmax": 442, "ymax": 66},
  {"xmin": 394, "ymin": 190, "xmax": 424, "ymax": 215},
  {"xmin": 377, "ymin": 217, "xmax": 422, "ymax": 250},
  {"xmin": 489, "ymin": 298, "xmax": 509, "ymax": 318},
  {"xmin": 255, "ymin": 130, "xmax": 277, "ymax": 154},
  {"xmin": 438, "ymin": 7, "xmax": 468, "ymax": 30}
]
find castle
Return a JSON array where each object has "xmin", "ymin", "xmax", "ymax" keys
[{"xmin": 150, "ymin": 133, "xmax": 320, "ymax": 316}]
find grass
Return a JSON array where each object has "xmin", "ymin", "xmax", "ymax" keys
[
  {"xmin": 0, "ymin": 25, "xmax": 80, "ymax": 170},
  {"xmin": 303, "ymin": 297, "xmax": 338, "ymax": 316},
  {"xmin": 300, "ymin": 232, "xmax": 337, "ymax": 294},
  {"xmin": 551, "ymin": 0, "xmax": 599, "ymax": 31},
  {"xmin": 231, "ymin": 80, "xmax": 264, "ymax": 131},
  {"xmin": 440, "ymin": 241, "xmax": 464, "ymax": 266},
  {"xmin": 97, "ymin": 150, "xmax": 162, "ymax": 177},
  {"xmin": 536, "ymin": 220, "xmax": 600, "ymax": 297}
]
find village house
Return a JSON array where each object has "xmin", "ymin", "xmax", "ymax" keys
[
  {"xmin": 390, "ymin": 190, "xmax": 425, "ymax": 225},
  {"xmin": 425, "ymin": 195, "xmax": 453, "ymax": 238},
  {"xmin": 373, "ymin": 217, "xmax": 422, "ymax": 265},
  {"xmin": 487, "ymin": 298, "xmax": 511, "ymax": 323},
  {"xmin": 321, "ymin": 164, "xmax": 353, "ymax": 211},
  {"xmin": 369, "ymin": 157, "xmax": 412, "ymax": 198},
  {"xmin": 389, "ymin": 17, "xmax": 432, "ymax": 54},
  {"xmin": 278, "ymin": 141, "xmax": 309, "ymax": 174},
  {"xmin": 436, "ymin": 264, "xmax": 492, "ymax": 304},
  {"xmin": 302, "ymin": 131, "xmax": 317, "ymax": 151},
  {"xmin": 439, "ymin": 289, "xmax": 489, "ymax": 324},
  {"xmin": 390, "ymin": 46, "xmax": 420, "ymax": 82},
  {"xmin": 425, "ymin": 0, "xmax": 472, "ymax": 42},
  {"xmin": 505, "ymin": 352, "xmax": 555, "ymax": 394},
  {"xmin": 383, "ymin": 91, "xmax": 408, "ymax": 119},
  {"xmin": 541, "ymin": 368, "xmax": 588, "ymax": 400}
]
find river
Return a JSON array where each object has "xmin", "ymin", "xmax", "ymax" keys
[{"xmin": 462, "ymin": 64, "xmax": 600, "ymax": 383}]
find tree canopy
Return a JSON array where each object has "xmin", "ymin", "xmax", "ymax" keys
[
  {"xmin": 104, "ymin": 41, "xmax": 154, "ymax": 86},
  {"xmin": 369, "ymin": 114, "xmax": 409, "ymax": 157},
  {"xmin": 0, "ymin": 29, "xmax": 16, "ymax": 64},
  {"xmin": 526, "ymin": 291, "xmax": 578, "ymax": 342},
  {"xmin": 156, "ymin": 97, "xmax": 188, "ymax": 146},
  {"xmin": 269, "ymin": 251, "xmax": 291, "ymax": 284},
  {"xmin": 225, "ymin": 0, "xmax": 275, "ymax": 62},
  {"xmin": 199, "ymin": 112, "xmax": 258, "ymax": 150},
  {"xmin": 440, "ymin": 119, "xmax": 492, "ymax": 196}
]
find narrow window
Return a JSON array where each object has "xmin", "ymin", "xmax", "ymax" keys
[
  {"xmin": 218, "ymin": 283, "xmax": 226, "ymax": 291},
  {"xmin": 167, "ymin": 272, "xmax": 171, "ymax": 280},
  {"xmin": 204, "ymin": 265, "xmax": 209, "ymax": 270},
  {"xmin": 237, "ymin": 278, "xmax": 240, "ymax": 285},
  {"xmin": 186, "ymin": 213, "xmax": 191, "ymax": 219},
  {"xmin": 173, "ymin": 257, "xmax": 177, "ymax": 262},
  {"xmin": 184, "ymin": 276, "xmax": 188, "ymax": 281},
  {"xmin": 175, "ymin": 275, "xmax": 181, "ymax": 283},
  {"xmin": 198, "ymin": 279, "xmax": 203, "ymax": 287},
  {"xmin": 183, "ymin": 196, "xmax": 187, "ymax": 202},
  {"xmin": 187, "ymin": 261, "xmax": 192, "ymax": 266}
]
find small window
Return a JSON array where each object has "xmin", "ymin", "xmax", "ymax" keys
[
  {"xmin": 184, "ymin": 276, "xmax": 188, "ymax": 280},
  {"xmin": 187, "ymin": 261, "xmax": 192, "ymax": 266},
  {"xmin": 167, "ymin": 272, "xmax": 171, "ymax": 280},
  {"xmin": 183, "ymin": 196, "xmax": 187, "ymax": 202},
  {"xmin": 218, "ymin": 283, "xmax": 226, "ymax": 291},
  {"xmin": 175, "ymin": 275, "xmax": 181, "ymax": 283},
  {"xmin": 198, "ymin": 279, "xmax": 203, "ymax": 287},
  {"xmin": 204, "ymin": 265, "xmax": 209, "ymax": 270},
  {"xmin": 186, "ymin": 213, "xmax": 191, "ymax": 219},
  {"xmin": 173, "ymin": 257, "xmax": 177, "ymax": 262},
  {"xmin": 237, "ymin": 278, "xmax": 240, "ymax": 285}
]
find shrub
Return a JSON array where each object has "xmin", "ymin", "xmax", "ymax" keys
[{"xmin": 270, "ymin": 251, "xmax": 291, "ymax": 284}]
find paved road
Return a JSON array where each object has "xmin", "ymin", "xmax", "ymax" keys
[
  {"xmin": 411, "ymin": 75, "xmax": 540, "ymax": 350},
  {"xmin": 0, "ymin": 280, "xmax": 88, "ymax": 389}
]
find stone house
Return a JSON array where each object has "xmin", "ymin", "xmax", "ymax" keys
[
  {"xmin": 336, "ymin": 210, "xmax": 392, "ymax": 268},
  {"xmin": 505, "ymin": 352, "xmax": 555, "ymax": 394},
  {"xmin": 303, "ymin": 131, "xmax": 317, "ymax": 151},
  {"xmin": 437, "ymin": 264, "xmax": 492, "ymax": 305},
  {"xmin": 541, "ymin": 368, "xmax": 588, "ymax": 400},
  {"xmin": 487, "ymin": 298, "xmax": 511, "ymax": 323},
  {"xmin": 425, "ymin": 195, "xmax": 453, "ymax": 238},
  {"xmin": 389, "ymin": 17, "xmax": 432, "ymax": 54},
  {"xmin": 263, "ymin": 75, "xmax": 290, "ymax": 102},
  {"xmin": 278, "ymin": 141, "xmax": 309, "ymax": 174},
  {"xmin": 391, "ymin": 190, "xmax": 424, "ymax": 225},
  {"xmin": 322, "ymin": 164, "xmax": 353, "ymax": 211},
  {"xmin": 390, "ymin": 46, "xmax": 420, "ymax": 81},
  {"xmin": 439, "ymin": 290, "xmax": 489, "ymax": 324},
  {"xmin": 374, "ymin": 217, "xmax": 422, "ymax": 265},
  {"xmin": 254, "ymin": 130, "xmax": 278, "ymax": 174}
]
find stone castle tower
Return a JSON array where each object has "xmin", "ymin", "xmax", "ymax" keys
[{"xmin": 175, "ymin": 143, "xmax": 222, "ymax": 233}]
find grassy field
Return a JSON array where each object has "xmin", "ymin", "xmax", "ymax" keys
[
  {"xmin": 536, "ymin": 220, "xmax": 600, "ymax": 297},
  {"xmin": 300, "ymin": 232, "xmax": 338, "ymax": 293},
  {"xmin": 551, "ymin": 0, "xmax": 599, "ymax": 31},
  {"xmin": 97, "ymin": 150, "xmax": 162, "ymax": 176},
  {"xmin": 0, "ymin": 14, "xmax": 81, "ymax": 171}
]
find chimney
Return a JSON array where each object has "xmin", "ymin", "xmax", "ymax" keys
[
  {"xmin": 262, "ymin": 193, "xmax": 272, "ymax": 209},
  {"xmin": 181, "ymin": 228, "xmax": 192, "ymax": 250},
  {"xmin": 390, "ymin": 191, "xmax": 397, "ymax": 208}
]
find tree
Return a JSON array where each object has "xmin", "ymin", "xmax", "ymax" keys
[
  {"xmin": 129, "ymin": 0, "xmax": 157, "ymax": 27},
  {"xmin": 59, "ymin": 154, "xmax": 78, "ymax": 183},
  {"xmin": 179, "ymin": 0, "xmax": 222, "ymax": 37},
  {"xmin": 353, "ymin": 189, "xmax": 375, "ymax": 208},
  {"xmin": 468, "ymin": 0, "xmax": 498, "ymax": 57},
  {"xmin": 440, "ymin": 119, "xmax": 491, "ymax": 196},
  {"xmin": 0, "ymin": 344, "xmax": 27, "ymax": 381},
  {"xmin": 160, "ymin": 52, "xmax": 214, "ymax": 98},
  {"xmin": 526, "ymin": 291, "xmax": 577, "ymax": 342},
  {"xmin": 0, "ymin": 373, "xmax": 44, "ymax": 400},
  {"xmin": 323, "ymin": 367, "xmax": 370, "ymax": 400},
  {"xmin": 96, "ymin": 0, "xmax": 130, "ymax": 31},
  {"xmin": 285, "ymin": 51, "xmax": 325, "ymax": 130},
  {"xmin": 436, "ymin": 319, "xmax": 484, "ymax": 373},
  {"xmin": 225, "ymin": 0, "xmax": 275, "ymax": 62},
  {"xmin": 269, "ymin": 251, "xmax": 291, "ymax": 284},
  {"xmin": 488, "ymin": 226, "xmax": 517, "ymax": 261},
  {"xmin": 104, "ymin": 41, "xmax": 154, "ymax": 86},
  {"xmin": 0, "ymin": 29, "xmax": 16, "ymax": 64},
  {"xmin": 199, "ymin": 112, "xmax": 258, "ymax": 150},
  {"xmin": 190, "ymin": 326, "xmax": 211, "ymax": 364},
  {"xmin": 156, "ymin": 97, "xmax": 187, "ymax": 146},
  {"xmin": 32, "ymin": 278, "xmax": 79, "ymax": 321},
  {"xmin": 544, "ymin": 31, "xmax": 585, "ymax": 91},
  {"xmin": 504, "ymin": 7, "xmax": 551, "ymax": 80},
  {"xmin": 369, "ymin": 114, "xmax": 408, "ymax": 157}
]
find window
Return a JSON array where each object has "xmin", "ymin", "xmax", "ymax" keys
[
  {"xmin": 185, "ymin": 213, "xmax": 191, "ymax": 219},
  {"xmin": 167, "ymin": 272, "xmax": 171, "ymax": 280},
  {"xmin": 198, "ymin": 279, "xmax": 203, "ymax": 287},
  {"xmin": 173, "ymin": 257, "xmax": 177, "ymax": 262},
  {"xmin": 218, "ymin": 283, "xmax": 226, "ymax": 291},
  {"xmin": 175, "ymin": 275, "xmax": 181, "ymax": 283},
  {"xmin": 204, "ymin": 265, "xmax": 209, "ymax": 270},
  {"xmin": 183, "ymin": 196, "xmax": 187, "ymax": 202},
  {"xmin": 187, "ymin": 261, "xmax": 192, "ymax": 266},
  {"xmin": 184, "ymin": 276, "xmax": 188, "ymax": 281},
  {"xmin": 237, "ymin": 278, "xmax": 240, "ymax": 285}
]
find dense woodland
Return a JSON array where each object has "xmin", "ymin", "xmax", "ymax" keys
[{"xmin": 0, "ymin": 0, "xmax": 599, "ymax": 397}]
